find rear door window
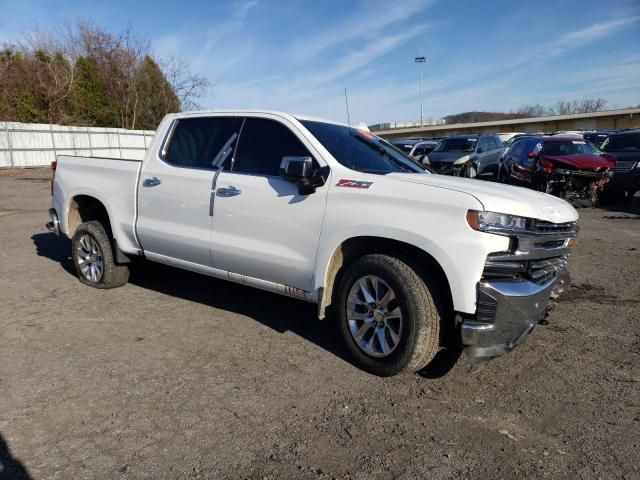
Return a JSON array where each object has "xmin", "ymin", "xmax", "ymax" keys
[
  {"xmin": 163, "ymin": 117, "xmax": 240, "ymax": 170},
  {"xmin": 510, "ymin": 139, "xmax": 526, "ymax": 157},
  {"xmin": 233, "ymin": 118, "xmax": 311, "ymax": 176}
]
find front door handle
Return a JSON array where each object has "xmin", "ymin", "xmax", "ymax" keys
[
  {"xmin": 143, "ymin": 177, "xmax": 161, "ymax": 187},
  {"xmin": 216, "ymin": 186, "xmax": 241, "ymax": 197}
]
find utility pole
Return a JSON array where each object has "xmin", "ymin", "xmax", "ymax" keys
[{"xmin": 414, "ymin": 56, "xmax": 426, "ymax": 126}]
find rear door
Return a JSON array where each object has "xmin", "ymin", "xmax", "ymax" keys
[
  {"xmin": 210, "ymin": 116, "xmax": 329, "ymax": 292},
  {"xmin": 136, "ymin": 116, "xmax": 241, "ymax": 266}
]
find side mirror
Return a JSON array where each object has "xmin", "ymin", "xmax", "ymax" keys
[
  {"xmin": 527, "ymin": 151, "xmax": 538, "ymax": 159},
  {"xmin": 280, "ymin": 156, "xmax": 329, "ymax": 195},
  {"xmin": 280, "ymin": 156, "xmax": 313, "ymax": 180}
]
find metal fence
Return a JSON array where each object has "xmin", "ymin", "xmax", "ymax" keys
[{"xmin": 0, "ymin": 122, "xmax": 156, "ymax": 168}]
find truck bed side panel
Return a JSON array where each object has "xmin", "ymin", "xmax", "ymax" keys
[{"xmin": 54, "ymin": 155, "xmax": 142, "ymax": 254}]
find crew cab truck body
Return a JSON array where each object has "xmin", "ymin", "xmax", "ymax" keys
[{"xmin": 47, "ymin": 110, "xmax": 578, "ymax": 375}]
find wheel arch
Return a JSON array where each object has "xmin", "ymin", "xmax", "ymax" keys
[
  {"xmin": 66, "ymin": 194, "xmax": 112, "ymax": 238},
  {"xmin": 65, "ymin": 194, "xmax": 131, "ymax": 264},
  {"xmin": 317, "ymin": 236, "xmax": 453, "ymax": 321}
]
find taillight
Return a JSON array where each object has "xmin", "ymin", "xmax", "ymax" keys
[{"xmin": 51, "ymin": 160, "xmax": 57, "ymax": 196}]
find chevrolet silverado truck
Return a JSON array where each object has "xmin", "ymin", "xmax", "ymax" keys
[{"xmin": 47, "ymin": 110, "xmax": 578, "ymax": 376}]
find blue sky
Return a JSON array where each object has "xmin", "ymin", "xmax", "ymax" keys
[{"xmin": 1, "ymin": 0, "xmax": 639, "ymax": 125}]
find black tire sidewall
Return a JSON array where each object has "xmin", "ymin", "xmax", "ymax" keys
[
  {"xmin": 72, "ymin": 221, "xmax": 126, "ymax": 289},
  {"xmin": 336, "ymin": 256, "xmax": 428, "ymax": 376}
]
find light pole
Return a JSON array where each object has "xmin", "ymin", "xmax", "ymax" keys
[{"xmin": 414, "ymin": 56, "xmax": 426, "ymax": 126}]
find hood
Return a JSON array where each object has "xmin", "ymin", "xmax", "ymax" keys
[
  {"xmin": 544, "ymin": 153, "xmax": 615, "ymax": 170},
  {"xmin": 427, "ymin": 151, "xmax": 473, "ymax": 163},
  {"xmin": 383, "ymin": 173, "xmax": 579, "ymax": 224}
]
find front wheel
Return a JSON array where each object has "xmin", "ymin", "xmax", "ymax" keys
[
  {"xmin": 72, "ymin": 221, "xmax": 129, "ymax": 289},
  {"xmin": 462, "ymin": 163, "xmax": 477, "ymax": 179},
  {"xmin": 336, "ymin": 254, "xmax": 441, "ymax": 376}
]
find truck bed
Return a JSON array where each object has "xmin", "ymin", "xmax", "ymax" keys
[{"xmin": 52, "ymin": 155, "xmax": 143, "ymax": 254}]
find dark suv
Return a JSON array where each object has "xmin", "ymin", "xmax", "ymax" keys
[
  {"xmin": 600, "ymin": 130, "xmax": 640, "ymax": 203},
  {"xmin": 423, "ymin": 134, "xmax": 504, "ymax": 178}
]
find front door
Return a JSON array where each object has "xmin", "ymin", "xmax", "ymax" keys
[{"xmin": 210, "ymin": 116, "xmax": 329, "ymax": 292}]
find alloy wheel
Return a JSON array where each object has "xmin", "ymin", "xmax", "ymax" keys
[
  {"xmin": 346, "ymin": 275, "xmax": 403, "ymax": 357},
  {"xmin": 76, "ymin": 234, "xmax": 104, "ymax": 283}
]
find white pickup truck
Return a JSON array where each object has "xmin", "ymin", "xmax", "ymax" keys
[{"xmin": 47, "ymin": 110, "xmax": 578, "ymax": 376}]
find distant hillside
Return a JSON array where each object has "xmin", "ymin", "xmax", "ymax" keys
[{"xmin": 443, "ymin": 111, "xmax": 529, "ymax": 124}]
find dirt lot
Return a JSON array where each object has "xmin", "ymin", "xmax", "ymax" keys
[{"xmin": 0, "ymin": 168, "xmax": 639, "ymax": 480}]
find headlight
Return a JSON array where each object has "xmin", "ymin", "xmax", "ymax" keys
[
  {"xmin": 453, "ymin": 154, "xmax": 471, "ymax": 165},
  {"xmin": 466, "ymin": 210, "xmax": 530, "ymax": 233}
]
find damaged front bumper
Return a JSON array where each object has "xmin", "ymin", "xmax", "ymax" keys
[
  {"xmin": 462, "ymin": 276, "xmax": 558, "ymax": 366},
  {"xmin": 462, "ymin": 219, "xmax": 576, "ymax": 367}
]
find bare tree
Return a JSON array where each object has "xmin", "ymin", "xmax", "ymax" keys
[
  {"xmin": 548, "ymin": 98, "xmax": 608, "ymax": 115},
  {"xmin": 161, "ymin": 56, "xmax": 211, "ymax": 111}
]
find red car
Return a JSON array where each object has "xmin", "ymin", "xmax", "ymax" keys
[{"xmin": 498, "ymin": 135, "xmax": 616, "ymax": 206}]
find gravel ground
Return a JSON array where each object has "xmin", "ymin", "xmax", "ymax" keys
[{"xmin": 0, "ymin": 168, "xmax": 639, "ymax": 480}]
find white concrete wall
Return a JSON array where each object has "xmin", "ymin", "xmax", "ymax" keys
[{"xmin": 0, "ymin": 122, "xmax": 156, "ymax": 168}]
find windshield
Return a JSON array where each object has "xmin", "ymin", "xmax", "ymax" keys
[
  {"xmin": 600, "ymin": 134, "xmax": 640, "ymax": 152},
  {"xmin": 504, "ymin": 134, "xmax": 526, "ymax": 146},
  {"xmin": 543, "ymin": 140, "xmax": 602, "ymax": 156},
  {"xmin": 301, "ymin": 120, "xmax": 428, "ymax": 174},
  {"xmin": 434, "ymin": 138, "xmax": 477, "ymax": 152}
]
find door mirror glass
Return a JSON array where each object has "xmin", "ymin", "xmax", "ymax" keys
[{"xmin": 280, "ymin": 156, "xmax": 313, "ymax": 179}]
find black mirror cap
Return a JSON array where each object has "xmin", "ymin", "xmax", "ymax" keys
[{"xmin": 280, "ymin": 156, "xmax": 314, "ymax": 179}]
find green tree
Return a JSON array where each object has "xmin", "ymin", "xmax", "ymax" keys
[
  {"xmin": 134, "ymin": 56, "xmax": 180, "ymax": 130},
  {"xmin": 71, "ymin": 56, "xmax": 117, "ymax": 126}
]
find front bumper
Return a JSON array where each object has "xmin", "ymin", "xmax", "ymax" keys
[
  {"xmin": 428, "ymin": 161, "xmax": 463, "ymax": 176},
  {"xmin": 462, "ymin": 276, "xmax": 557, "ymax": 366},
  {"xmin": 462, "ymin": 218, "xmax": 576, "ymax": 367}
]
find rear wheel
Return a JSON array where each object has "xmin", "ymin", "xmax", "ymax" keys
[
  {"xmin": 336, "ymin": 254, "xmax": 441, "ymax": 376},
  {"xmin": 72, "ymin": 221, "xmax": 129, "ymax": 289}
]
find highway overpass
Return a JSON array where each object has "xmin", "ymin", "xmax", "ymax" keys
[{"xmin": 373, "ymin": 108, "xmax": 640, "ymax": 139}]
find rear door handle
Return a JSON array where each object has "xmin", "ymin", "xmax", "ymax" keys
[
  {"xmin": 216, "ymin": 186, "xmax": 241, "ymax": 197},
  {"xmin": 143, "ymin": 177, "xmax": 161, "ymax": 187}
]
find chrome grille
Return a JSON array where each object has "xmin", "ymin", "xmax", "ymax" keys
[
  {"xmin": 532, "ymin": 220, "xmax": 576, "ymax": 235},
  {"xmin": 611, "ymin": 160, "xmax": 636, "ymax": 173},
  {"xmin": 528, "ymin": 257, "xmax": 566, "ymax": 284}
]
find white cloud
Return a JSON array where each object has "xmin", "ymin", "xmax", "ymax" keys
[
  {"xmin": 233, "ymin": 0, "xmax": 259, "ymax": 20},
  {"xmin": 290, "ymin": 0, "xmax": 434, "ymax": 61}
]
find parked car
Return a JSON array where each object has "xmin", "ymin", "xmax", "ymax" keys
[
  {"xmin": 497, "ymin": 132, "xmax": 525, "ymax": 144},
  {"xmin": 583, "ymin": 130, "xmax": 615, "ymax": 148},
  {"xmin": 47, "ymin": 110, "xmax": 578, "ymax": 375},
  {"xmin": 389, "ymin": 137, "xmax": 428, "ymax": 153},
  {"xmin": 599, "ymin": 129, "xmax": 640, "ymax": 203},
  {"xmin": 423, "ymin": 134, "xmax": 504, "ymax": 178},
  {"xmin": 408, "ymin": 140, "xmax": 439, "ymax": 159},
  {"xmin": 498, "ymin": 135, "xmax": 616, "ymax": 206}
]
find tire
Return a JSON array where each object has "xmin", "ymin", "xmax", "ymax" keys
[
  {"xmin": 71, "ymin": 220, "xmax": 129, "ymax": 289},
  {"xmin": 496, "ymin": 164, "xmax": 507, "ymax": 183},
  {"xmin": 336, "ymin": 254, "xmax": 441, "ymax": 376},
  {"xmin": 462, "ymin": 163, "xmax": 477, "ymax": 179}
]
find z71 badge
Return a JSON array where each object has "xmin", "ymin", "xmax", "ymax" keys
[{"xmin": 336, "ymin": 179, "xmax": 373, "ymax": 189}]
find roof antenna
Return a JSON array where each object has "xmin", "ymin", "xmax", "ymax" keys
[{"xmin": 344, "ymin": 87, "xmax": 351, "ymax": 128}]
